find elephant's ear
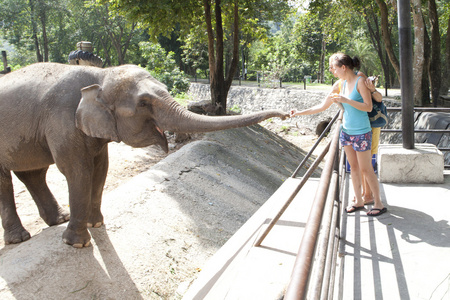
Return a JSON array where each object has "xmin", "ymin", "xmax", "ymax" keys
[{"xmin": 76, "ymin": 84, "xmax": 120, "ymax": 142}]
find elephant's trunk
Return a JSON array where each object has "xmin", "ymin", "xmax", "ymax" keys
[{"xmin": 158, "ymin": 103, "xmax": 289, "ymax": 134}]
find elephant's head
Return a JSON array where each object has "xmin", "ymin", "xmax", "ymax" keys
[{"xmin": 76, "ymin": 65, "xmax": 288, "ymax": 152}]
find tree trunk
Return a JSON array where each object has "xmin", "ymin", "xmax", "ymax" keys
[
  {"xmin": 100, "ymin": 38, "xmax": 112, "ymax": 67},
  {"xmin": 412, "ymin": 0, "xmax": 426, "ymax": 106},
  {"xmin": 422, "ymin": 20, "xmax": 431, "ymax": 106},
  {"xmin": 225, "ymin": 0, "xmax": 240, "ymax": 93},
  {"xmin": 38, "ymin": 0, "xmax": 49, "ymax": 62},
  {"xmin": 319, "ymin": 37, "xmax": 326, "ymax": 83},
  {"xmin": 29, "ymin": 0, "xmax": 43, "ymax": 62},
  {"xmin": 363, "ymin": 6, "xmax": 390, "ymax": 89},
  {"xmin": 443, "ymin": 15, "xmax": 450, "ymax": 95},
  {"xmin": 203, "ymin": 0, "xmax": 239, "ymax": 115},
  {"xmin": 428, "ymin": 0, "xmax": 441, "ymax": 106},
  {"xmin": 375, "ymin": 0, "xmax": 400, "ymax": 81}
]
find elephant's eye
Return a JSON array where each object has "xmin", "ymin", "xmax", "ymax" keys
[{"xmin": 138, "ymin": 99, "xmax": 153, "ymax": 113}]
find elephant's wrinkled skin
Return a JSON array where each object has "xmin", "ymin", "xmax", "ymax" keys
[{"xmin": 0, "ymin": 63, "xmax": 288, "ymax": 248}]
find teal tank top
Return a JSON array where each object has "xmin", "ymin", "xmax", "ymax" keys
[{"xmin": 341, "ymin": 77, "xmax": 371, "ymax": 135}]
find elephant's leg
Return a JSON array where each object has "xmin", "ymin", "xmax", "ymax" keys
[
  {"xmin": 14, "ymin": 168, "xmax": 70, "ymax": 226},
  {"xmin": 0, "ymin": 170, "xmax": 31, "ymax": 244},
  {"xmin": 58, "ymin": 162, "xmax": 94, "ymax": 248},
  {"xmin": 87, "ymin": 147, "xmax": 109, "ymax": 228}
]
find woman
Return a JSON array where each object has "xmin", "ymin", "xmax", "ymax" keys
[
  {"xmin": 290, "ymin": 53, "xmax": 386, "ymax": 216},
  {"xmin": 357, "ymin": 74, "xmax": 382, "ymax": 205}
]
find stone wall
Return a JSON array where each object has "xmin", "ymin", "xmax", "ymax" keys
[{"xmin": 188, "ymin": 83, "xmax": 339, "ymax": 133}]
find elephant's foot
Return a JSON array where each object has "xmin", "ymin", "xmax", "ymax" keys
[
  {"xmin": 87, "ymin": 221, "xmax": 103, "ymax": 228},
  {"xmin": 4, "ymin": 224, "xmax": 31, "ymax": 245},
  {"xmin": 86, "ymin": 212, "xmax": 104, "ymax": 228},
  {"xmin": 62, "ymin": 226, "xmax": 91, "ymax": 248},
  {"xmin": 40, "ymin": 205, "xmax": 70, "ymax": 226}
]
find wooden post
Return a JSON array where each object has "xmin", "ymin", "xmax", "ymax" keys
[{"xmin": 2, "ymin": 51, "xmax": 7, "ymax": 71}]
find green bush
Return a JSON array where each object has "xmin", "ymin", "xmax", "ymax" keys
[{"xmin": 139, "ymin": 41, "xmax": 190, "ymax": 96}]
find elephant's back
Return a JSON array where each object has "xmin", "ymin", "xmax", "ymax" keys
[
  {"xmin": 0, "ymin": 63, "xmax": 101, "ymax": 144},
  {"xmin": 0, "ymin": 63, "xmax": 101, "ymax": 110},
  {"xmin": 0, "ymin": 63, "xmax": 100, "ymax": 93}
]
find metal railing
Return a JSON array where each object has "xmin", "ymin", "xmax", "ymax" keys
[
  {"xmin": 383, "ymin": 107, "xmax": 450, "ymax": 169},
  {"xmin": 254, "ymin": 110, "xmax": 343, "ymax": 299},
  {"xmin": 257, "ymin": 106, "xmax": 449, "ymax": 299},
  {"xmin": 284, "ymin": 111, "xmax": 343, "ymax": 300}
]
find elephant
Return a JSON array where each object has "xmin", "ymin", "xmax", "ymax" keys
[{"xmin": 0, "ymin": 62, "xmax": 288, "ymax": 248}]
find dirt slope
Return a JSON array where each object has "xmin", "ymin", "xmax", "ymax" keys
[{"xmin": 0, "ymin": 125, "xmax": 325, "ymax": 299}]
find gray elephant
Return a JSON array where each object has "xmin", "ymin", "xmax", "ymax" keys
[{"xmin": 0, "ymin": 63, "xmax": 288, "ymax": 248}]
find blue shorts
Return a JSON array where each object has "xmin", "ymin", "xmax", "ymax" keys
[{"xmin": 340, "ymin": 130, "xmax": 372, "ymax": 152}]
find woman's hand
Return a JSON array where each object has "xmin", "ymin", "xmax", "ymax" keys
[
  {"xmin": 331, "ymin": 93, "xmax": 345, "ymax": 103},
  {"xmin": 289, "ymin": 109, "xmax": 298, "ymax": 118},
  {"xmin": 364, "ymin": 78, "xmax": 376, "ymax": 92}
]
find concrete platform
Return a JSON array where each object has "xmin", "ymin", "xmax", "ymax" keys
[
  {"xmin": 184, "ymin": 171, "xmax": 450, "ymax": 300},
  {"xmin": 338, "ymin": 171, "xmax": 450, "ymax": 300},
  {"xmin": 378, "ymin": 143, "xmax": 444, "ymax": 183}
]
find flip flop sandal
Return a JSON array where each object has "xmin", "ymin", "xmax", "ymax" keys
[
  {"xmin": 345, "ymin": 205, "xmax": 365, "ymax": 213},
  {"xmin": 367, "ymin": 207, "xmax": 387, "ymax": 216}
]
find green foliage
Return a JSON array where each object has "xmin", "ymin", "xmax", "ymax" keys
[
  {"xmin": 0, "ymin": 38, "xmax": 34, "ymax": 68},
  {"xmin": 228, "ymin": 105, "xmax": 242, "ymax": 114},
  {"xmin": 174, "ymin": 92, "xmax": 192, "ymax": 107},
  {"xmin": 248, "ymin": 12, "xmax": 306, "ymax": 84},
  {"xmin": 139, "ymin": 41, "xmax": 190, "ymax": 96},
  {"xmin": 0, "ymin": 0, "xmax": 144, "ymax": 65},
  {"xmin": 181, "ymin": 30, "xmax": 209, "ymax": 78},
  {"xmin": 293, "ymin": 12, "xmax": 323, "ymax": 63},
  {"xmin": 280, "ymin": 125, "xmax": 290, "ymax": 133}
]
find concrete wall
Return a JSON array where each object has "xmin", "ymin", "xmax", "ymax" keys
[{"xmin": 188, "ymin": 83, "xmax": 339, "ymax": 133}]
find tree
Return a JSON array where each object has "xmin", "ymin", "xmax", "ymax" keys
[
  {"xmin": 428, "ymin": 0, "xmax": 441, "ymax": 106},
  {"xmin": 105, "ymin": 0, "xmax": 290, "ymax": 115},
  {"xmin": 308, "ymin": 0, "xmax": 449, "ymax": 106},
  {"xmin": 71, "ymin": 1, "xmax": 141, "ymax": 66},
  {"xmin": 443, "ymin": 2, "xmax": 450, "ymax": 94},
  {"xmin": 0, "ymin": 0, "xmax": 58, "ymax": 62},
  {"xmin": 293, "ymin": 12, "xmax": 324, "ymax": 81},
  {"xmin": 374, "ymin": 0, "xmax": 400, "ymax": 81},
  {"xmin": 412, "ymin": 0, "xmax": 430, "ymax": 106},
  {"xmin": 0, "ymin": 0, "xmax": 143, "ymax": 65},
  {"xmin": 139, "ymin": 41, "xmax": 190, "ymax": 96}
]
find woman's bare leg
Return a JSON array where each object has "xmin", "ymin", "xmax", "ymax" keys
[
  {"xmin": 356, "ymin": 150, "xmax": 384, "ymax": 213},
  {"xmin": 344, "ymin": 145, "xmax": 364, "ymax": 209}
]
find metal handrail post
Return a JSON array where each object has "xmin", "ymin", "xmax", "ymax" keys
[
  {"xmin": 292, "ymin": 111, "xmax": 340, "ymax": 178},
  {"xmin": 254, "ymin": 142, "xmax": 331, "ymax": 247}
]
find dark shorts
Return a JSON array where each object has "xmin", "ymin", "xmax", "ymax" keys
[{"xmin": 340, "ymin": 130, "xmax": 372, "ymax": 152}]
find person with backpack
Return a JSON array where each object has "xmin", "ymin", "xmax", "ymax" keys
[{"xmin": 290, "ymin": 53, "xmax": 386, "ymax": 216}]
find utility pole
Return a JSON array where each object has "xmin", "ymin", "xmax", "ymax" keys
[{"xmin": 398, "ymin": 0, "xmax": 415, "ymax": 149}]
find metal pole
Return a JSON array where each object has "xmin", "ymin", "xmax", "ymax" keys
[
  {"xmin": 254, "ymin": 142, "xmax": 330, "ymax": 247},
  {"xmin": 292, "ymin": 111, "xmax": 340, "ymax": 178},
  {"xmin": 398, "ymin": 0, "xmax": 415, "ymax": 149}
]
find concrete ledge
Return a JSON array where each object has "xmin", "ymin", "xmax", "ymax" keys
[{"xmin": 378, "ymin": 143, "xmax": 444, "ymax": 183}]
